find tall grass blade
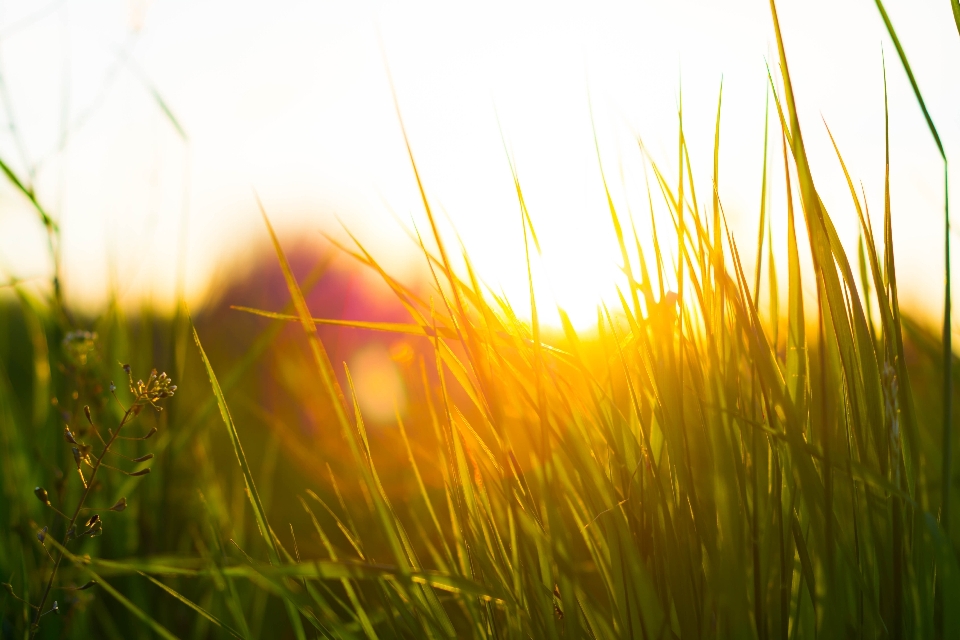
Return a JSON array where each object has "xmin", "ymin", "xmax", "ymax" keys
[
  {"xmin": 137, "ymin": 572, "xmax": 245, "ymax": 639},
  {"xmin": 191, "ymin": 324, "xmax": 306, "ymax": 639},
  {"xmin": 872, "ymin": 0, "xmax": 951, "ymax": 538}
]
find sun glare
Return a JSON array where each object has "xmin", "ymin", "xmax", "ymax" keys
[{"xmin": 0, "ymin": 0, "xmax": 955, "ymax": 332}]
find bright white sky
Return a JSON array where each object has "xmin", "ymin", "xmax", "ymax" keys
[{"xmin": 0, "ymin": 0, "xmax": 957, "ymax": 330}]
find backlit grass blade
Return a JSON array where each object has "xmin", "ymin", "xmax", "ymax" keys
[
  {"xmin": 711, "ymin": 79, "xmax": 724, "ymax": 326},
  {"xmin": 137, "ymin": 572, "xmax": 244, "ymax": 639},
  {"xmin": 231, "ymin": 305, "xmax": 459, "ymax": 339},
  {"xmin": 192, "ymin": 324, "xmax": 306, "ymax": 640},
  {"xmin": 255, "ymin": 196, "xmax": 352, "ymax": 431},
  {"xmin": 299, "ymin": 496, "xmax": 378, "ymax": 638},
  {"xmin": 872, "ymin": 0, "xmax": 945, "ymax": 160},
  {"xmin": 45, "ymin": 538, "xmax": 179, "ymax": 640},
  {"xmin": 0, "ymin": 154, "xmax": 56, "ymax": 232},
  {"xmin": 192, "ymin": 325, "xmax": 278, "ymax": 563},
  {"xmin": 83, "ymin": 568, "xmax": 180, "ymax": 640},
  {"xmin": 753, "ymin": 86, "xmax": 770, "ymax": 307},
  {"xmin": 873, "ymin": 0, "xmax": 950, "ymax": 535}
]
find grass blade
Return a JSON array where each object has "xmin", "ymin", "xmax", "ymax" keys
[
  {"xmin": 192, "ymin": 324, "xmax": 307, "ymax": 640},
  {"xmin": 137, "ymin": 572, "xmax": 245, "ymax": 639}
]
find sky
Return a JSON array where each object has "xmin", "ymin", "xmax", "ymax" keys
[{"xmin": 0, "ymin": 0, "xmax": 957, "ymax": 330}]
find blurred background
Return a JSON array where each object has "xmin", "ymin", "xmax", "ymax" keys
[{"xmin": 0, "ymin": 0, "xmax": 957, "ymax": 330}]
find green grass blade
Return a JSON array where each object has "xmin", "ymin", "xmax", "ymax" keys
[
  {"xmin": 45, "ymin": 538, "xmax": 180, "ymax": 640},
  {"xmin": 192, "ymin": 325, "xmax": 278, "ymax": 563},
  {"xmin": 872, "ymin": 0, "xmax": 944, "ymax": 160},
  {"xmin": 83, "ymin": 568, "xmax": 180, "ymax": 640},
  {"xmin": 191, "ymin": 324, "xmax": 306, "ymax": 640},
  {"xmin": 138, "ymin": 572, "xmax": 245, "ymax": 639},
  {"xmin": 873, "ymin": 0, "xmax": 951, "ymax": 533}
]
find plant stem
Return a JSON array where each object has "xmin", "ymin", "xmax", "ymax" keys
[
  {"xmin": 30, "ymin": 402, "xmax": 139, "ymax": 635},
  {"xmin": 943, "ymin": 162, "xmax": 952, "ymax": 538}
]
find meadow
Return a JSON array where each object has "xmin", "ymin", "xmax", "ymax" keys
[{"xmin": 2, "ymin": 1, "xmax": 960, "ymax": 638}]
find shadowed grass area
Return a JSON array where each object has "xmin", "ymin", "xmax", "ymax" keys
[{"xmin": 2, "ymin": 1, "xmax": 959, "ymax": 638}]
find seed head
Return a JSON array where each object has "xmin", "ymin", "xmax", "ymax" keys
[
  {"xmin": 34, "ymin": 487, "xmax": 50, "ymax": 505},
  {"xmin": 82, "ymin": 514, "xmax": 103, "ymax": 538},
  {"xmin": 130, "ymin": 367, "xmax": 177, "ymax": 407}
]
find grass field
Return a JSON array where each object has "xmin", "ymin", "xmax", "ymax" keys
[{"xmin": 2, "ymin": 1, "xmax": 960, "ymax": 638}]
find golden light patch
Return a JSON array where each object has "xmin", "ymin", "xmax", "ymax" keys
[{"xmin": 349, "ymin": 343, "xmax": 407, "ymax": 423}]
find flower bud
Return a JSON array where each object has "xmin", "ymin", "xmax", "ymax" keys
[{"xmin": 34, "ymin": 487, "xmax": 50, "ymax": 505}]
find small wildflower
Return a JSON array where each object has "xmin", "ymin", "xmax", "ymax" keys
[
  {"xmin": 129, "ymin": 367, "xmax": 177, "ymax": 408},
  {"xmin": 32, "ymin": 360, "xmax": 173, "ymax": 634}
]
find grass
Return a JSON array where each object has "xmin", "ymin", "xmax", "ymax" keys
[{"xmin": 1, "ymin": 1, "xmax": 958, "ymax": 637}]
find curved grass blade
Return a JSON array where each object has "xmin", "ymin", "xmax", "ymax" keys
[
  {"xmin": 138, "ymin": 571, "xmax": 244, "ymax": 639},
  {"xmin": 192, "ymin": 324, "xmax": 307, "ymax": 640},
  {"xmin": 45, "ymin": 538, "xmax": 179, "ymax": 640}
]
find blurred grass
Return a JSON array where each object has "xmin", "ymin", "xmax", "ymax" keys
[{"xmin": 3, "ymin": 1, "xmax": 960, "ymax": 638}]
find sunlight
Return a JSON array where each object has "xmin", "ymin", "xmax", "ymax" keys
[
  {"xmin": 348, "ymin": 342, "xmax": 407, "ymax": 423},
  {"xmin": 0, "ymin": 0, "xmax": 955, "ymax": 332}
]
